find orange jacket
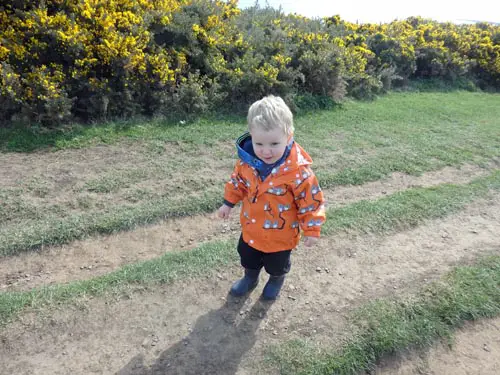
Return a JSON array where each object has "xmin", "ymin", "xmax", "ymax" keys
[{"xmin": 224, "ymin": 135, "xmax": 326, "ymax": 253}]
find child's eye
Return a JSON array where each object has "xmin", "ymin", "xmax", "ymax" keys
[
  {"xmin": 255, "ymin": 143, "xmax": 262, "ymax": 146},
  {"xmin": 271, "ymin": 143, "xmax": 279, "ymax": 146}
]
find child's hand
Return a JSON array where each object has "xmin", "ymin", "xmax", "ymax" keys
[
  {"xmin": 303, "ymin": 236, "xmax": 318, "ymax": 247},
  {"xmin": 218, "ymin": 204, "xmax": 232, "ymax": 219}
]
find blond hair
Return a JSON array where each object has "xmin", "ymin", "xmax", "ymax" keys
[{"xmin": 247, "ymin": 95, "xmax": 294, "ymax": 136}]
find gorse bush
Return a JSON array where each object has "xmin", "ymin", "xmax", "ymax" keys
[
  {"xmin": 0, "ymin": 2, "xmax": 499, "ymax": 126},
  {"xmin": 0, "ymin": 0, "xmax": 241, "ymax": 124}
]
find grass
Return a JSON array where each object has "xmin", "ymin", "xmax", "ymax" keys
[
  {"xmin": 0, "ymin": 114, "xmax": 247, "ymax": 152},
  {"xmin": 1, "ymin": 171, "xmax": 499, "ymax": 324},
  {"xmin": 268, "ymin": 254, "xmax": 500, "ymax": 375},
  {"xmin": 83, "ymin": 170, "xmax": 149, "ymax": 193},
  {"xmin": 0, "ymin": 240, "xmax": 239, "ymax": 326},
  {"xmin": 304, "ymin": 92, "xmax": 500, "ymax": 184},
  {"xmin": 322, "ymin": 170, "xmax": 500, "ymax": 235},
  {"xmin": 0, "ymin": 188, "xmax": 222, "ymax": 256},
  {"xmin": 1, "ymin": 92, "xmax": 498, "ymax": 154},
  {"xmin": 1, "ymin": 91, "xmax": 499, "ymax": 254},
  {"xmin": 1, "ymin": 167, "xmax": 499, "ymax": 257}
]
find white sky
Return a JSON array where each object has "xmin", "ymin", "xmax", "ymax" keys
[{"xmin": 237, "ymin": 0, "xmax": 500, "ymax": 24}]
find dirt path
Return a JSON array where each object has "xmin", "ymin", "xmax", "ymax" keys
[
  {"xmin": 1, "ymin": 192, "xmax": 499, "ymax": 375},
  {"xmin": 377, "ymin": 317, "xmax": 500, "ymax": 375},
  {"xmin": 0, "ymin": 163, "xmax": 491, "ymax": 292}
]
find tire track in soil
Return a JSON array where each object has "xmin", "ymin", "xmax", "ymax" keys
[
  {"xmin": 1, "ymin": 193, "xmax": 499, "ymax": 375},
  {"xmin": 0, "ymin": 163, "xmax": 493, "ymax": 292}
]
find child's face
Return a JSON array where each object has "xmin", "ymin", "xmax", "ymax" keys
[{"xmin": 250, "ymin": 126, "xmax": 289, "ymax": 164}]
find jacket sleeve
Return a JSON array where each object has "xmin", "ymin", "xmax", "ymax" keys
[
  {"xmin": 292, "ymin": 166, "xmax": 326, "ymax": 237},
  {"xmin": 223, "ymin": 161, "xmax": 248, "ymax": 207}
]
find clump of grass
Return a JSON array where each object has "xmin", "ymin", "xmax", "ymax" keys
[
  {"xmin": 84, "ymin": 175, "xmax": 127, "ymax": 193},
  {"xmin": 268, "ymin": 255, "xmax": 500, "ymax": 375}
]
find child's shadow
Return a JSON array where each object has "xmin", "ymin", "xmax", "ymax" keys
[{"xmin": 117, "ymin": 294, "xmax": 274, "ymax": 375}]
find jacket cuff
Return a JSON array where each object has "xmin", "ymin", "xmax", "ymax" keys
[
  {"xmin": 302, "ymin": 229, "xmax": 321, "ymax": 237},
  {"xmin": 223, "ymin": 199, "xmax": 236, "ymax": 208}
]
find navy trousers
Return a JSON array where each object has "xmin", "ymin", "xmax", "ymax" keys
[{"xmin": 237, "ymin": 235, "xmax": 292, "ymax": 276}]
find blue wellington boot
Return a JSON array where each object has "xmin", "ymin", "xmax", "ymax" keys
[
  {"xmin": 262, "ymin": 275, "xmax": 286, "ymax": 300},
  {"xmin": 230, "ymin": 268, "xmax": 261, "ymax": 297}
]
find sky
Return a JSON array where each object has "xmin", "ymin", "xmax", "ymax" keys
[{"xmin": 237, "ymin": 0, "xmax": 500, "ymax": 24}]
